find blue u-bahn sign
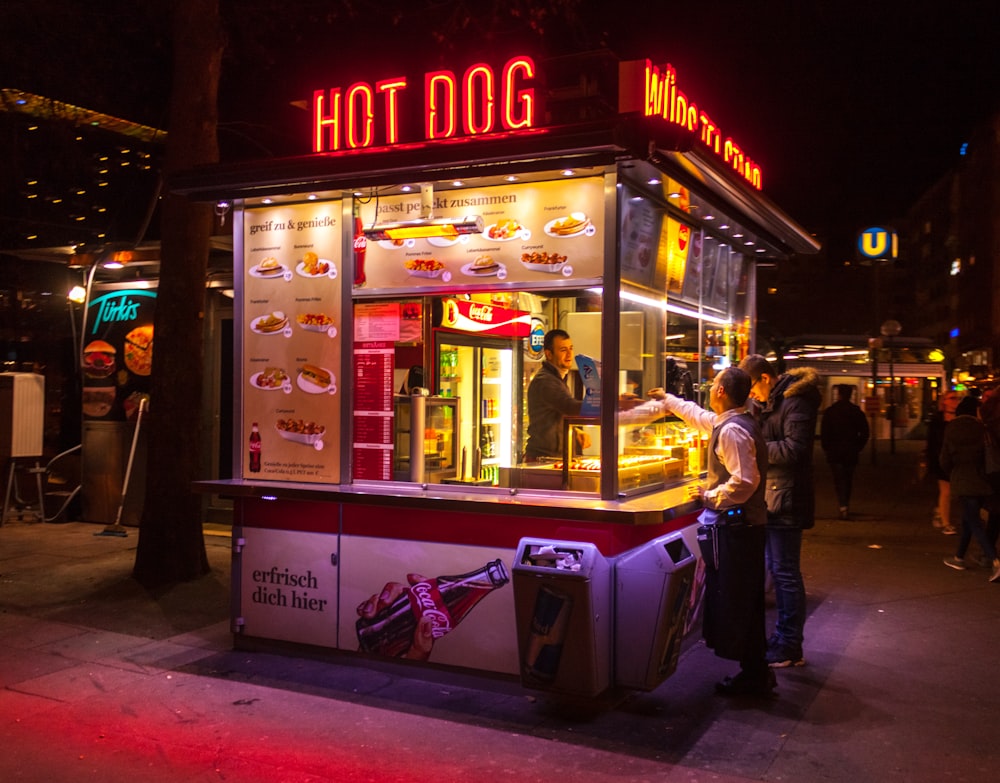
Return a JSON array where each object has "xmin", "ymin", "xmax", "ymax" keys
[{"xmin": 857, "ymin": 226, "xmax": 898, "ymax": 262}]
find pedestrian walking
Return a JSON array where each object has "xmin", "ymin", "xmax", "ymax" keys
[
  {"xmin": 939, "ymin": 395, "xmax": 1000, "ymax": 582},
  {"xmin": 820, "ymin": 384, "xmax": 870, "ymax": 519},
  {"xmin": 926, "ymin": 389, "xmax": 959, "ymax": 534}
]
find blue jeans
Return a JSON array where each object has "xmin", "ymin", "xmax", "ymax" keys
[
  {"xmin": 765, "ymin": 527, "xmax": 806, "ymax": 652},
  {"xmin": 955, "ymin": 496, "xmax": 999, "ymax": 562}
]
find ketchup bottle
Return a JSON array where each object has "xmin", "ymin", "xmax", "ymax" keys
[{"xmin": 352, "ymin": 201, "xmax": 367, "ymax": 287}]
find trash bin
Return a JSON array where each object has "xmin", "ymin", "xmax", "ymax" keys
[
  {"xmin": 614, "ymin": 529, "xmax": 697, "ymax": 690},
  {"xmin": 512, "ymin": 538, "xmax": 612, "ymax": 697}
]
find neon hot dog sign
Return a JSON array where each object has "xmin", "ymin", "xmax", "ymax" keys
[
  {"xmin": 309, "ymin": 55, "xmax": 763, "ymax": 190},
  {"xmin": 311, "ymin": 56, "xmax": 537, "ymax": 152}
]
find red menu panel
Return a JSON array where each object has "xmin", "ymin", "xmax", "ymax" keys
[{"xmin": 352, "ymin": 341, "xmax": 395, "ymax": 480}]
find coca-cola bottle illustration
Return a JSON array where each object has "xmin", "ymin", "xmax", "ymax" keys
[
  {"xmin": 248, "ymin": 422, "xmax": 261, "ymax": 473},
  {"xmin": 356, "ymin": 559, "xmax": 510, "ymax": 658},
  {"xmin": 352, "ymin": 201, "xmax": 367, "ymax": 287}
]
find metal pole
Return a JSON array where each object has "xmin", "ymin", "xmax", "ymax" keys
[
  {"xmin": 409, "ymin": 389, "xmax": 427, "ymax": 484},
  {"xmin": 888, "ymin": 335, "xmax": 896, "ymax": 455},
  {"xmin": 870, "ymin": 343, "xmax": 878, "ymax": 465},
  {"xmin": 98, "ymin": 397, "xmax": 147, "ymax": 537}
]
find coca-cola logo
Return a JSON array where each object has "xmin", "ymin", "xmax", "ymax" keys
[
  {"xmin": 353, "ymin": 234, "xmax": 367, "ymax": 251},
  {"xmin": 409, "ymin": 581, "xmax": 453, "ymax": 638},
  {"xmin": 467, "ymin": 303, "xmax": 494, "ymax": 323}
]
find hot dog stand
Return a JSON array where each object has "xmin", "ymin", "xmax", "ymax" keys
[{"xmin": 178, "ymin": 51, "xmax": 818, "ymax": 694}]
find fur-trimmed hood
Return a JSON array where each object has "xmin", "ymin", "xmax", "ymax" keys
[{"xmin": 774, "ymin": 366, "xmax": 822, "ymax": 405}]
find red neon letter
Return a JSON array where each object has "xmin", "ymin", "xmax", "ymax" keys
[
  {"xmin": 724, "ymin": 138, "xmax": 745, "ymax": 177},
  {"xmin": 463, "ymin": 63, "xmax": 495, "ymax": 135},
  {"xmin": 502, "ymin": 56, "xmax": 535, "ymax": 130},
  {"xmin": 377, "ymin": 77, "xmax": 407, "ymax": 145},
  {"xmin": 699, "ymin": 111, "xmax": 721, "ymax": 153},
  {"xmin": 345, "ymin": 82, "xmax": 374, "ymax": 149},
  {"xmin": 425, "ymin": 70, "xmax": 457, "ymax": 139},
  {"xmin": 312, "ymin": 88, "xmax": 342, "ymax": 152}
]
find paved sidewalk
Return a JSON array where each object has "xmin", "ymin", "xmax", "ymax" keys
[{"xmin": 1, "ymin": 440, "xmax": 998, "ymax": 782}]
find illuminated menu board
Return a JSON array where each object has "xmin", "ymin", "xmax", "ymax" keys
[
  {"xmin": 241, "ymin": 202, "xmax": 343, "ymax": 482},
  {"xmin": 355, "ymin": 177, "xmax": 605, "ymax": 293}
]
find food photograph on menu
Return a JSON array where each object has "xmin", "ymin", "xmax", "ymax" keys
[
  {"xmin": 241, "ymin": 202, "xmax": 343, "ymax": 482},
  {"xmin": 356, "ymin": 177, "xmax": 604, "ymax": 291}
]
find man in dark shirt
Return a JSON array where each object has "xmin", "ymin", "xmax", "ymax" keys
[
  {"xmin": 820, "ymin": 384, "xmax": 870, "ymax": 519},
  {"xmin": 524, "ymin": 329, "xmax": 587, "ymax": 461}
]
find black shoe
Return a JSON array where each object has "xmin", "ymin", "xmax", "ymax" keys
[
  {"xmin": 715, "ymin": 668, "xmax": 777, "ymax": 698},
  {"xmin": 766, "ymin": 643, "xmax": 805, "ymax": 668}
]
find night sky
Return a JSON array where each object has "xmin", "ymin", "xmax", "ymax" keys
[
  {"xmin": 3, "ymin": 1, "xmax": 999, "ymax": 264},
  {"xmin": 594, "ymin": 1, "xmax": 1000, "ymax": 259}
]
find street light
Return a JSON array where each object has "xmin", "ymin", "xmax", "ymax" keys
[{"xmin": 881, "ymin": 320, "xmax": 902, "ymax": 454}]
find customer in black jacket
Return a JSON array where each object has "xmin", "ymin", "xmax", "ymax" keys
[
  {"xmin": 739, "ymin": 355, "xmax": 822, "ymax": 669},
  {"xmin": 820, "ymin": 384, "xmax": 870, "ymax": 519},
  {"xmin": 940, "ymin": 395, "xmax": 1000, "ymax": 582}
]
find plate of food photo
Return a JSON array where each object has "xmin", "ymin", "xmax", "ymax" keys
[
  {"xmin": 276, "ymin": 418, "xmax": 326, "ymax": 446},
  {"xmin": 123, "ymin": 325, "xmax": 154, "ymax": 376},
  {"xmin": 250, "ymin": 367, "xmax": 289, "ymax": 390},
  {"xmin": 249, "ymin": 257, "xmax": 286, "ymax": 278},
  {"xmin": 521, "ymin": 251, "xmax": 568, "ymax": 273},
  {"xmin": 461, "ymin": 255, "xmax": 505, "ymax": 277},
  {"xmin": 295, "ymin": 251, "xmax": 335, "ymax": 278},
  {"xmin": 251, "ymin": 311, "xmax": 289, "ymax": 334},
  {"xmin": 404, "ymin": 258, "xmax": 446, "ymax": 278},
  {"xmin": 297, "ymin": 364, "xmax": 336, "ymax": 394},
  {"xmin": 82, "ymin": 386, "xmax": 115, "ymax": 418},
  {"xmin": 82, "ymin": 340, "xmax": 116, "ymax": 379},
  {"xmin": 544, "ymin": 212, "xmax": 593, "ymax": 238},
  {"xmin": 296, "ymin": 313, "xmax": 336, "ymax": 333},
  {"xmin": 483, "ymin": 219, "xmax": 525, "ymax": 241}
]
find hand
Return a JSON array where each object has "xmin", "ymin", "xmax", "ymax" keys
[
  {"xmin": 356, "ymin": 573, "xmax": 435, "ymax": 661},
  {"xmin": 646, "ymin": 387, "xmax": 668, "ymax": 401},
  {"xmin": 618, "ymin": 393, "xmax": 643, "ymax": 410},
  {"xmin": 687, "ymin": 483, "xmax": 704, "ymax": 502},
  {"xmin": 574, "ymin": 429, "xmax": 592, "ymax": 451}
]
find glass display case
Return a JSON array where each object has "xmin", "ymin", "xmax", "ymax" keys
[
  {"xmin": 511, "ymin": 414, "xmax": 707, "ymax": 494},
  {"xmin": 392, "ymin": 395, "xmax": 460, "ymax": 483}
]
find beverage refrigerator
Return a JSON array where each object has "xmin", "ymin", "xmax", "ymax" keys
[{"xmin": 433, "ymin": 331, "xmax": 522, "ymax": 485}]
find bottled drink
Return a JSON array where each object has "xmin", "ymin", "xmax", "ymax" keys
[
  {"xmin": 356, "ymin": 559, "xmax": 510, "ymax": 658},
  {"xmin": 352, "ymin": 201, "xmax": 367, "ymax": 287},
  {"xmin": 248, "ymin": 422, "xmax": 261, "ymax": 473}
]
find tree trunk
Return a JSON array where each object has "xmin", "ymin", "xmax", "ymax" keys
[{"xmin": 133, "ymin": 0, "xmax": 223, "ymax": 588}]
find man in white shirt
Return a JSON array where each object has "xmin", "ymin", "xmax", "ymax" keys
[{"xmin": 628, "ymin": 367, "xmax": 774, "ymax": 697}]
